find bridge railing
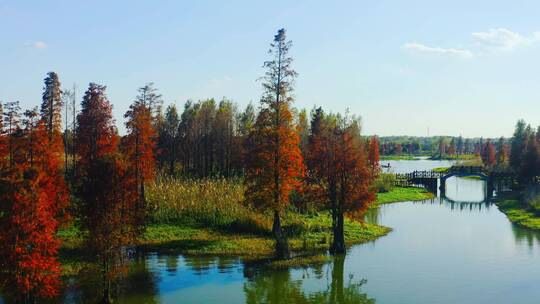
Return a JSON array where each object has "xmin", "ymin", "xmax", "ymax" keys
[{"xmin": 447, "ymin": 165, "xmax": 484, "ymax": 174}]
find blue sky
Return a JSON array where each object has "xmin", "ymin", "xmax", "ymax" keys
[{"xmin": 1, "ymin": 0, "xmax": 540, "ymax": 137}]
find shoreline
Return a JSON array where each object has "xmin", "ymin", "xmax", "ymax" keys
[
  {"xmin": 59, "ymin": 186, "xmax": 434, "ymax": 275},
  {"xmin": 494, "ymin": 193, "xmax": 540, "ymax": 230}
]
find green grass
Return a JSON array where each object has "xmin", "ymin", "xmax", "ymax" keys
[
  {"xmin": 432, "ymin": 167, "xmax": 450, "ymax": 173},
  {"xmin": 375, "ymin": 187, "xmax": 434, "ymax": 206},
  {"xmin": 462, "ymin": 175, "xmax": 483, "ymax": 180},
  {"xmin": 58, "ymin": 178, "xmax": 436, "ymax": 274},
  {"xmin": 267, "ymin": 254, "xmax": 331, "ymax": 269},
  {"xmin": 58, "ymin": 211, "xmax": 391, "ymax": 275},
  {"xmin": 495, "ymin": 194, "xmax": 540, "ymax": 230}
]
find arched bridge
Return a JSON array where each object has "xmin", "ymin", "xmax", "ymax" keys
[{"xmin": 395, "ymin": 166, "xmax": 513, "ymax": 199}]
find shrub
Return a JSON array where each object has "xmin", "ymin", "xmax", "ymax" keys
[
  {"xmin": 147, "ymin": 176, "xmax": 244, "ymax": 224},
  {"xmin": 372, "ymin": 173, "xmax": 395, "ymax": 193}
]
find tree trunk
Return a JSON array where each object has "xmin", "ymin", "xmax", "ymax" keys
[
  {"xmin": 101, "ymin": 288, "xmax": 112, "ymax": 304},
  {"xmin": 272, "ymin": 210, "xmax": 290, "ymax": 259},
  {"xmin": 331, "ymin": 211, "xmax": 346, "ymax": 254}
]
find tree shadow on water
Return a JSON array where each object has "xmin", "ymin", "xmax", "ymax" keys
[{"xmin": 243, "ymin": 255, "xmax": 375, "ymax": 304}]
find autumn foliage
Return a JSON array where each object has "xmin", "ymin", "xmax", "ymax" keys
[
  {"xmin": 306, "ymin": 110, "xmax": 376, "ymax": 254},
  {"xmin": 122, "ymin": 94, "xmax": 157, "ymax": 227},
  {"xmin": 0, "ymin": 123, "xmax": 66, "ymax": 301},
  {"xmin": 75, "ymin": 83, "xmax": 144, "ymax": 303},
  {"xmin": 244, "ymin": 29, "xmax": 304, "ymax": 259},
  {"xmin": 0, "ymin": 28, "xmax": 382, "ymax": 301},
  {"xmin": 0, "ymin": 73, "xmax": 68, "ymax": 301},
  {"xmin": 368, "ymin": 136, "xmax": 380, "ymax": 176}
]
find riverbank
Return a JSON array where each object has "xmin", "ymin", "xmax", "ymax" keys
[
  {"xmin": 59, "ymin": 213, "xmax": 390, "ymax": 276},
  {"xmin": 428, "ymin": 154, "xmax": 478, "ymax": 161},
  {"xmin": 59, "ymin": 186, "xmax": 433, "ymax": 276},
  {"xmin": 495, "ymin": 193, "xmax": 540, "ymax": 230}
]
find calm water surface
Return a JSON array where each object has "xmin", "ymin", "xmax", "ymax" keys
[
  {"xmin": 5, "ymin": 160, "xmax": 540, "ymax": 303},
  {"xmin": 67, "ymin": 161, "xmax": 540, "ymax": 303}
]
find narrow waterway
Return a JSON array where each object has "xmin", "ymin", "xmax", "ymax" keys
[{"xmin": 6, "ymin": 160, "xmax": 540, "ymax": 303}]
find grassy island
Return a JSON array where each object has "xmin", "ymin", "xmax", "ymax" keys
[{"xmin": 59, "ymin": 179, "xmax": 437, "ymax": 276}]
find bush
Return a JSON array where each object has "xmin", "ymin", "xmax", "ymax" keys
[
  {"xmin": 229, "ymin": 213, "xmax": 272, "ymax": 235},
  {"xmin": 527, "ymin": 194, "xmax": 540, "ymax": 213},
  {"xmin": 372, "ymin": 173, "xmax": 395, "ymax": 193},
  {"xmin": 147, "ymin": 176, "xmax": 246, "ymax": 226}
]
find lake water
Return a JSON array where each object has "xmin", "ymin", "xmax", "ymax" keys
[{"xmin": 5, "ymin": 159, "xmax": 540, "ymax": 303}]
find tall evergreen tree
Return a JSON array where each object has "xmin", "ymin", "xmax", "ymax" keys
[
  {"xmin": 510, "ymin": 120, "xmax": 529, "ymax": 173},
  {"xmin": 245, "ymin": 29, "xmax": 304, "ymax": 259},
  {"xmin": 135, "ymin": 82, "xmax": 163, "ymax": 120},
  {"xmin": 3, "ymin": 101, "xmax": 21, "ymax": 167},
  {"xmin": 163, "ymin": 104, "xmax": 180, "ymax": 175},
  {"xmin": 41, "ymin": 72, "xmax": 63, "ymax": 137}
]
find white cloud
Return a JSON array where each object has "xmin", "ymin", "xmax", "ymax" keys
[
  {"xmin": 34, "ymin": 41, "xmax": 47, "ymax": 49},
  {"xmin": 471, "ymin": 28, "xmax": 536, "ymax": 50},
  {"xmin": 401, "ymin": 43, "xmax": 473, "ymax": 59},
  {"xmin": 25, "ymin": 41, "xmax": 47, "ymax": 49},
  {"xmin": 402, "ymin": 28, "xmax": 540, "ymax": 58}
]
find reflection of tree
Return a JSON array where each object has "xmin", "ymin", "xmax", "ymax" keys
[
  {"xmin": 217, "ymin": 256, "xmax": 238, "ymax": 273},
  {"xmin": 184, "ymin": 256, "xmax": 214, "ymax": 275},
  {"xmin": 117, "ymin": 252, "xmax": 159, "ymax": 304},
  {"xmin": 243, "ymin": 256, "xmax": 375, "ymax": 304},
  {"xmin": 364, "ymin": 208, "xmax": 380, "ymax": 225},
  {"xmin": 414, "ymin": 197, "xmax": 493, "ymax": 212},
  {"xmin": 165, "ymin": 254, "xmax": 179, "ymax": 273},
  {"xmin": 511, "ymin": 224, "xmax": 540, "ymax": 249},
  {"xmin": 62, "ymin": 252, "xmax": 160, "ymax": 304}
]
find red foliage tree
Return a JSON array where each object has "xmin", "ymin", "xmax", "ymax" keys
[
  {"xmin": 245, "ymin": 106, "xmax": 304, "ymax": 259},
  {"xmin": 367, "ymin": 136, "xmax": 380, "ymax": 176},
  {"xmin": 307, "ymin": 112, "xmax": 376, "ymax": 254},
  {"xmin": 122, "ymin": 94, "xmax": 157, "ymax": 227},
  {"xmin": 0, "ymin": 120, "xmax": 65, "ymax": 302},
  {"xmin": 244, "ymin": 29, "xmax": 304, "ymax": 259},
  {"xmin": 485, "ymin": 140, "xmax": 496, "ymax": 167},
  {"xmin": 75, "ymin": 83, "xmax": 118, "ymax": 171},
  {"xmin": 75, "ymin": 83, "xmax": 138, "ymax": 303}
]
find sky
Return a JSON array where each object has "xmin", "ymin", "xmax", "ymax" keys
[{"xmin": 1, "ymin": 0, "xmax": 540, "ymax": 137}]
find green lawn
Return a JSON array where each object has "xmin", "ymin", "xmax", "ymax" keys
[
  {"xmin": 58, "ymin": 185, "xmax": 435, "ymax": 275},
  {"xmin": 58, "ymin": 211, "xmax": 391, "ymax": 275},
  {"xmin": 375, "ymin": 187, "xmax": 435, "ymax": 206},
  {"xmin": 495, "ymin": 194, "xmax": 540, "ymax": 230}
]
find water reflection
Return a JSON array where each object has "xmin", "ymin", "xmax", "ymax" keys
[
  {"xmin": 380, "ymin": 158, "xmax": 455, "ymax": 174},
  {"xmin": 243, "ymin": 255, "xmax": 375, "ymax": 304},
  {"xmin": 55, "ymin": 253, "xmax": 376, "ymax": 304},
  {"xmin": 511, "ymin": 224, "xmax": 540, "ymax": 249},
  {"xmin": 364, "ymin": 176, "xmax": 500, "ymax": 232},
  {"xmin": 6, "ymin": 160, "xmax": 540, "ymax": 303},
  {"xmin": 442, "ymin": 176, "xmax": 487, "ymax": 202}
]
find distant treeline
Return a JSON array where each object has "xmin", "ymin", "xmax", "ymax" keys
[{"xmin": 378, "ymin": 135, "xmax": 508, "ymax": 159}]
